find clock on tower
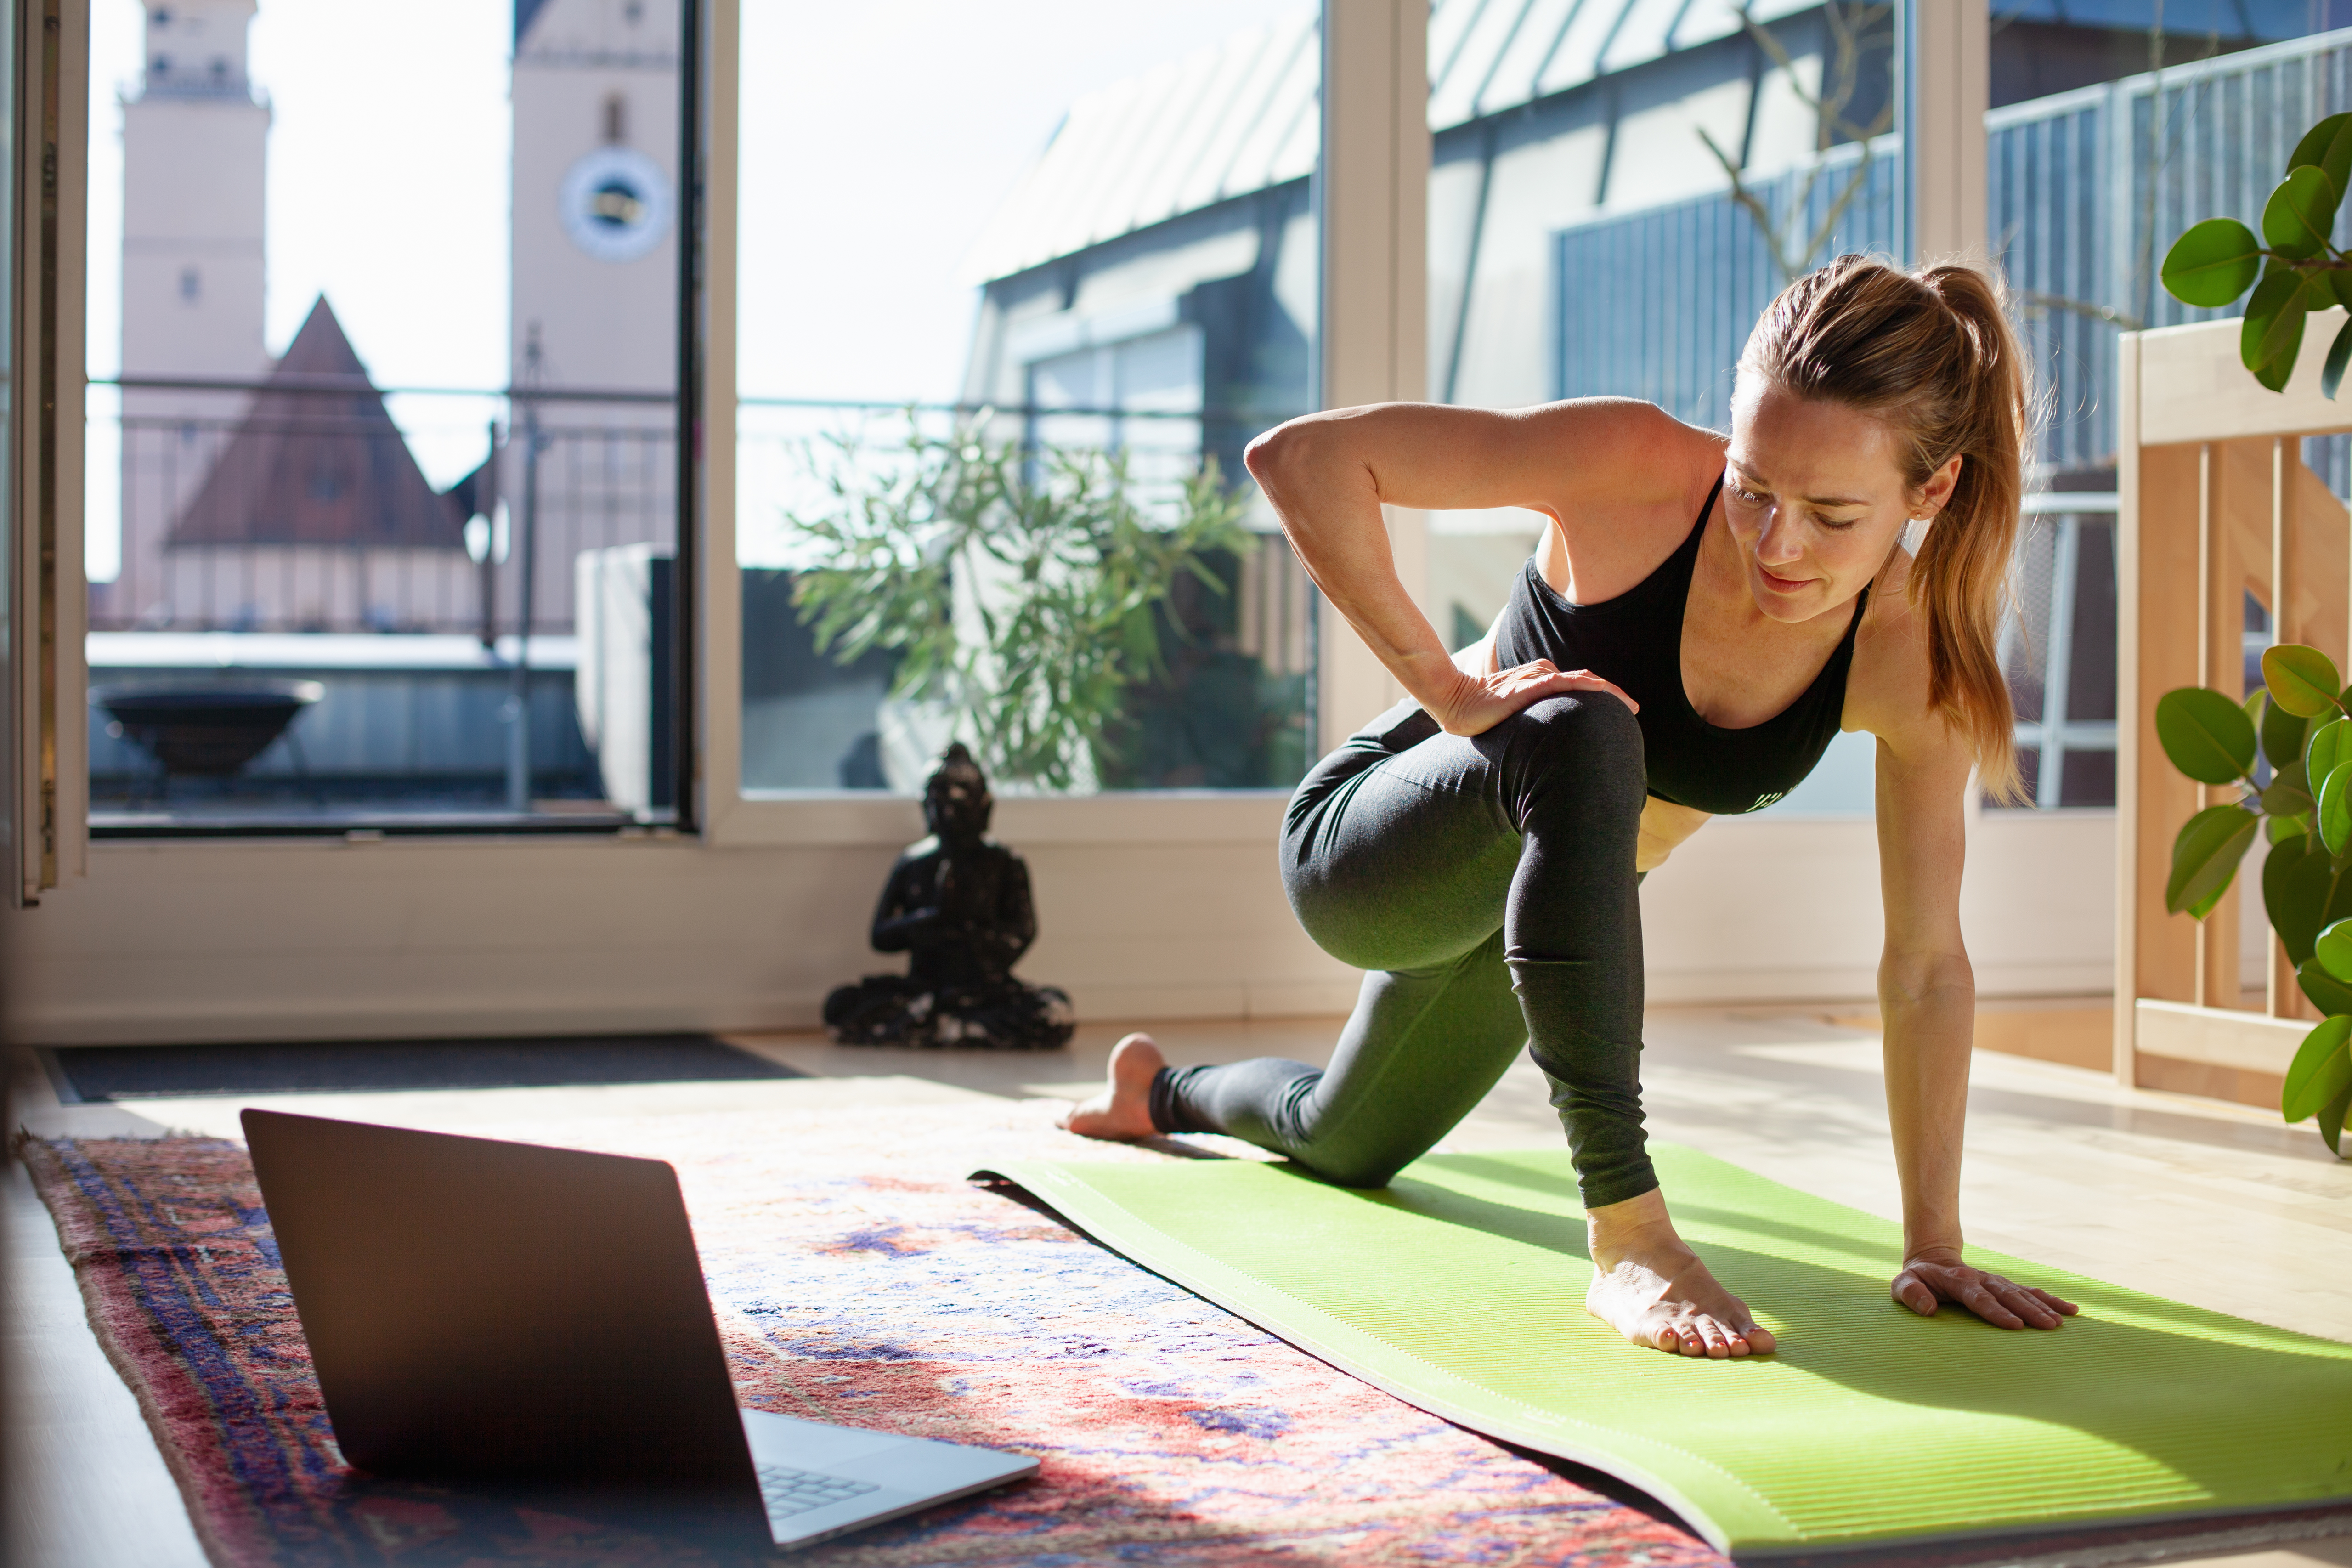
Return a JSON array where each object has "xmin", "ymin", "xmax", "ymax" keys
[{"xmin": 557, "ymin": 144, "xmax": 672, "ymax": 264}]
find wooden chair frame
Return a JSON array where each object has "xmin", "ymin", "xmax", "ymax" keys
[{"xmin": 2118, "ymin": 312, "xmax": 2352, "ymax": 1103}]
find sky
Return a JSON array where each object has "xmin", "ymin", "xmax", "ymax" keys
[
  {"xmin": 85, "ymin": 0, "xmax": 1307, "ymax": 580},
  {"xmin": 735, "ymin": 1, "xmax": 1304, "ymax": 405}
]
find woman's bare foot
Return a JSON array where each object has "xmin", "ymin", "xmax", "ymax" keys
[
  {"xmin": 1584, "ymin": 1189, "xmax": 1776, "ymax": 1358},
  {"xmin": 1058, "ymin": 1033, "xmax": 1165, "ymax": 1140}
]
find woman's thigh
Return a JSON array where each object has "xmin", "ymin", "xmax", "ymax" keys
[{"xmin": 1280, "ymin": 703, "xmax": 1526, "ymax": 974}]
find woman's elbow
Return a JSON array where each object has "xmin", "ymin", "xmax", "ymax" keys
[{"xmin": 1243, "ymin": 419, "xmax": 1310, "ymax": 490}]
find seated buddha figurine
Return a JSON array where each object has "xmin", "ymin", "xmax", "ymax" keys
[{"xmin": 822, "ymin": 744, "xmax": 1074, "ymax": 1050}]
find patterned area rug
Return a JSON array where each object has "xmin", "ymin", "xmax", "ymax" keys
[{"xmin": 22, "ymin": 1098, "xmax": 1724, "ymax": 1568}]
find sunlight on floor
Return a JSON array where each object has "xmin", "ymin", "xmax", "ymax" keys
[{"xmin": 7, "ymin": 1009, "xmax": 2349, "ymax": 1567}]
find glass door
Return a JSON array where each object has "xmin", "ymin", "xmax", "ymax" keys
[
  {"xmin": 85, "ymin": 0, "xmax": 695, "ymax": 833},
  {"xmin": 735, "ymin": 4, "xmax": 1320, "ymax": 797}
]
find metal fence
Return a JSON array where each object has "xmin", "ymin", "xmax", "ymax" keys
[
  {"xmin": 1554, "ymin": 140, "xmax": 1905, "ymax": 430},
  {"xmin": 89, "ymin": 382, "xmax": 678, "ymax": 639},
  {"xmin": 1547, "ymin": 29, "xmax": 2352, "ymax": 808},
  {"xmin": 1555, "ymin": 25, "xmax": 2352, "ymax": 481}
]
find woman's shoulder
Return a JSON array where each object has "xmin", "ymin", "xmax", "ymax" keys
[
  {"xmin": 1532, "ymin": 405, "xmax": 1727, "ymax": 595},
  {"xmin": 1555, "ymin": 398, "xmax": 1724, "ymax": 480},
  {"xmin": 1845, "ymin": 547, "xmax": 1953, "ymax": 754},
  {"xmin": 1492, "ymin": 399, "xmax": 1724, "ymax": 498}
]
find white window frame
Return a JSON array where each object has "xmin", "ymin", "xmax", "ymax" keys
[
  {"xmin": 700, "ymin": 0, "xmax": 1438, "ymax": 850},
  {"xmin": 1, "ymin": 1, "xmax": 2025, "ymax": 1047},
  {"xmin": 33, "ymin": 0, "xmax": 1991, "ymax": 857},
  {"xmin": 13, "ymin": 0, "xmax": 90, "ymax": 905}
]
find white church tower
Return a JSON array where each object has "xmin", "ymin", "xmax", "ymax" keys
[
  {"xmin": 504, "ymin": 0, "xmax": 680, "ymax": 637},
  {"xmin": 511, "ymin": 0, "xmax": 678, "ymax": 396},
  {"xmin": 100, "ymin": 0, "xmax": 270, "ymax": 627}
]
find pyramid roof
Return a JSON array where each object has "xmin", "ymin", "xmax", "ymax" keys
[{"xmin": 169, "ymin": 297, "xmax": 464, "ymax": 552}]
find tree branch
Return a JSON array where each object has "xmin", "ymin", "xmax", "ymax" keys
[
  {"xmin": 1798, "ymin": 150, "xmax": 1876, "ymax": 272},
  {"xmin": 2022, "ymin": 290, "xmax": 2145, "ymax": 330},
  {"xmin": 1698, "ymin": 125, "xmax": 1801, "ymax": 277}
]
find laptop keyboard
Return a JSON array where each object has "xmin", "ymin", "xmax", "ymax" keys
[{"xmin": 757, "ymin": 1463, "xmax": 882, "ymax": 1519}]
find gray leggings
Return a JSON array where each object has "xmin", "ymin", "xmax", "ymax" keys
[{"xmin": 1149, "ymin": 693, "xmax": 1656, "ymax": 1208}]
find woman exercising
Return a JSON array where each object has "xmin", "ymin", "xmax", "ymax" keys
[{"xmin": 1064, "ymin": 255, "xmax": 2080, "ymax": 1359}]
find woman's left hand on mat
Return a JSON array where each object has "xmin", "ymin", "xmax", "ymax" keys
[{"xmin": 1891, "ymin": 1251, "xmax": 2078, "ymax": 1330}]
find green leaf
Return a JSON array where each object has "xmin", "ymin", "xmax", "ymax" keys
[
  {"xmin": 2168, "ymin": 804, "xmax": 2261, "ymax": 918},
  {"xmin": 2244, "ymin": 264, "xmax": 2306, "ymax": 374},
  {"xmin": 2324, "ymin": 759, "xmax": 2352, "ymax": 855},
  {"xmin": 2154, "ymin": 686, "xmax": 2260, "ymax": 782},
  {"xmin": 2319, "ymin": 916, "xmax": 2352, "ymax": 983},
  {"xmin": 2283, "ymin": 1013, "xmax": 2352, "ymax": 1122},
  {"xmin": 2266, "ymin": 836, "xmax": 2337, "ymax": 963},
  {"xmin": 2268, "ymin": 810, "xmax": 2314, "ymax": 843},
  {"xmin": 2297, "ymin": 957, "xmax": 2352, "ymax": 1015},
  {"xmin": 2288, "ymin": 112, "xmax": 2352, "ymax": 213},
  {"xmin": 2326, "ymin": 317, "xmax": 2352, "ymax": 401},
  {"xmin": 2266, "ymin": 644, "xmax": 2346, "ymax": 717},
  {"xmin": 2257, "ymin": 330, "xmax": 2306, "ymax": 392},
  {"xmin": 2318, "ymin": 1077, "xmax": 2352, "ymax": 1157},
  {"xmin": 2307, "ymin": 713, "xmax": 2352, "ymax": 781},
  {"xmin": 2263, "ymin": 277, "xmax": 2324, "ymax": 389},
  {"xmin": 2263, "ymin": 164, "xmax": 2340, "ymax": 259},
  {"xmin": 2262, "ymin": 761, "xmax": 2314, "ymax": 818},
  {"xmin": 2162, "ymin": 217, "xmax": 2264, "ymax": 307}
]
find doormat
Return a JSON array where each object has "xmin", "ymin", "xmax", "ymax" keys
[{"xmin": 41, "ymin": 1034, "xmax": 799, "ymax": 1101}]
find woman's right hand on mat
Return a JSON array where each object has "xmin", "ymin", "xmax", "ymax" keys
[
  {"xmin": 1432, "ymin": 659, "xmax": 1636, "ymax": 738},
  {"xmin": 1891, "ymin": 1251, "xmax": 2078, "ymax": 1330}
]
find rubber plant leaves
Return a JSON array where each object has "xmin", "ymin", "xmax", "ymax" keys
[
  {"xmin": 2154, "ymin": 643, "xmax": 2352, "ymax": 1154},
  {"xmin": 2161, "ymin": 111, "xmax": 2352, "ymax": 396}
]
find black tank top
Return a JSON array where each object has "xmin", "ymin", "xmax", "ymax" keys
[{"xmin": 1489, "ymin": 480, "xmax": 1866, "ymax": 816}]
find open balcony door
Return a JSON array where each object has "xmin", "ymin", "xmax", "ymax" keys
[{"xmin": 6, "ymin": 0, "xmax": 85, "ymax": 905}]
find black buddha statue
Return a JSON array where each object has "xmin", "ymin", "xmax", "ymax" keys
[{"xmin": 822, "ymin": 743, "xmax": 1075, "ymax": 1050}]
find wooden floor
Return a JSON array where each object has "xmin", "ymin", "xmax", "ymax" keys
[{"xmin": 6, "ymin": 1010, "xmax": 2351, "ymax": 1568}]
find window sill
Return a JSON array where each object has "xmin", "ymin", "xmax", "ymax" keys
[{"xmin": 712, "ymin": 788, "xmax": 1295, "ymax": 847}]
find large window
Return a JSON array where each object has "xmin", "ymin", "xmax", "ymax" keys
[
  {"xmin": 734, "ymin": 5, "xmax": 1318, "ymax": 797},
  {"xmin": 1420, "ymin": 0, "xmax": 1897, "ymax": 813},
  {"xmin": 84, "ymin": 0, "xmax": 689, "ymax": 832},
  {"xmin": 1986, "ymin": 0, "xmax": 2351, "ymax": 809},
  {"xmin": 1411, "ymin": 0, "xmax": 2352, "ymax": 815}
]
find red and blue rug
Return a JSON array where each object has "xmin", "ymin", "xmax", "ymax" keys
[{"xmin": 23, "ymin": 1098, "xmax": 1724, "ymax": 1567}]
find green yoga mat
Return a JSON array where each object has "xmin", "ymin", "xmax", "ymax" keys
[{"xmin": 980, "ymin": 1143, "xmax": 2352, "ymax": 1559}]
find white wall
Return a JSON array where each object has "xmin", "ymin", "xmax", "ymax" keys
[
  {"xmin": 1, "ymin": 800, "xmax": 2112, "ymax": 1046},
  {"xmin": 1642, "ymin": 806, "xmax": 2114, "ymax": 1002},
  {"xmin": 0, "ymin": 800, "xmax": 1346, "ymax": 1046}
]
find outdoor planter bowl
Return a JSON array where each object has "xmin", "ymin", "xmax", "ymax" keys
[{"xmin": 95, "ymin": 680, "xmax": 323, "ymax": 776}]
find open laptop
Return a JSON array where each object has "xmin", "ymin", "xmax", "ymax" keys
[{"xmin": 241, "ymin": 1109, "xmax": 1038, "ymax": 1553}]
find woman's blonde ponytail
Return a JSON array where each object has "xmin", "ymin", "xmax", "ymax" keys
[{"xmin": 1740, "ymin": 255, "xmax": 2028, "ymax": 802}]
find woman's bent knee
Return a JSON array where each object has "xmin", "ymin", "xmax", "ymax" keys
[
  {"xmin": 1507, "ymin": 692, "xmax": 1641, "ymax": 765},
  {"xmin": 1483, "ymin": 694, "xmax": 1645, "ymax": 828}
]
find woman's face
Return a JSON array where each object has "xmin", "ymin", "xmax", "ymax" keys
[{"xmin": 1721, "ymin": 380, "xmax": 1959, "ymax": 624}]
